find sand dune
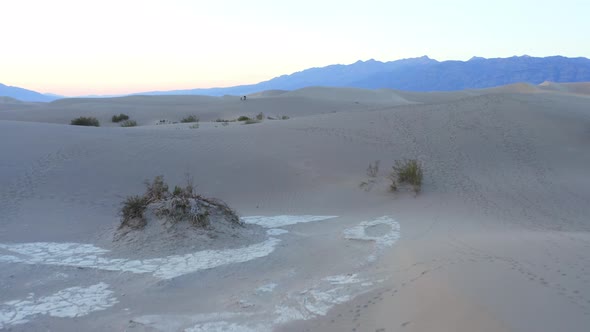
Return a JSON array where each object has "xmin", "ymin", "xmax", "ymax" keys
[
  {"xmin": 3, "ymin": 82, "xmax": 584, "ymax": 126},
  {"xmin": 276, "ymin": 86, "xmax": 413, "ymax": 105},
  {"xmin": 539, "ymin": 81, "xmax": 590, "ymax": 95},
  {"xmin": 1, "ymin": 83, "xmax": 589, "ymax": 331}
]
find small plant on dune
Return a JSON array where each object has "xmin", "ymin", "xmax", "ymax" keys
[
  {"xmin": 255, "ymin": 112, "xmax": 265, "ymax": 121},
  {"xmin": 144, "ymin": 175, "xmax": 169, "ymax": 202},
  {"xmin": 120, "ymin": 195, "xmax": 147, "ymax": 229},
  {"xmin": 281, "ymin": 115, "xmax": 290, "ymax": 120},
  {"xmin": 216, "ymin": 118, "xmax": 236, "ymax": 123},
  {"xmin": 120, "ymin": 120, "xmax": 137, "ymax": 127},
  {"xmin": 237, "ymin": 115, "xmax": 251, "ymax": 121},
  {"xmin": 181, "ymin": 115, "xmax": 199, "ymax": 123},
  {"xmin": 388, "ymin": 159, "xmax": 423, "ymax": 194},
  {"xmin": 189, "ymin": 123, "xmax": 199, "ymax": 129},
  {"xmin": 112, "ymin": 114, "xmax": 130, "ymax": 123},
  {"xmin": 71, "ymin": 116, "xmax": 100, "ymax": 127},
  {"xmin": 243, "ymin": 119, "xmax": 261, "ymax": 125},
  {"xmin": 154, "ymin": 175, "xmax": 207, "ymax": 227},
  {"xmin": 172, "ymin": 185, "xmax": 184, "ymax": 197}
]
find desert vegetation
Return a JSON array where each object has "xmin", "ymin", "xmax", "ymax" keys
[
  {"xmin": 237, "ymin": 116, "xmax": 251, "ymax": 121},
  {"xmin": 111, "ymin": 113, "xmax": 130, "ymax": 123},
  {"xmin": 360, "ymin": 159, "xmax": 423, "ymax": 194},
  {"xmin": 180, "ymin": 115, "xmax": 199, "ymax": 123},
  {"xmin": 241, "ymin": 112, "xmax": 264, "ymax": 125},
  {"xmin": 70, "ymin": 116, "xmax": 100, "ymax": 127},
  {"xmin": 120, "ymin": 120, "xmax": 137, "ymax": 127},
  {"xmin": 120, "ymin": 175, "xmax": 240, "ymax": 230},
  {"xmin": 388, "ymin": 159, "xmax": 423, "ymax": 194},
  {"xmin": 267, "ymin": 115, "xmax": 290, "ymax": 120}
]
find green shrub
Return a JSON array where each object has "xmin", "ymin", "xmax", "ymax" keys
[
  {"xmin": 112, "ymin": 114, "xmax": 129, "ymax": 123},
  {"xmin": 255, "ymin": 112, "xmax": 264, "ymax": 121},
  {"xmin": 181, "ymin": 115, "xmax": 199, "ymax": 123},
  {"xmin": 120, "ymin": 120, "xmax": 137, "ymax": 127},
  {"xmin": 281, "ymin": 115, "xmax": 290, "ymax": 120},
  {"xmin": 70, "ymin": 117, "xmax": 100, "ymax": 127},
  {"xmin": 120, "ymin": 195, "xmax": 147, "ymax": 229},
  {"xmin": 389, "ymin": 159, "xmax": 423, "ymax": 194},
  {"xmin": 237, "ymin": 116, "xmax": 251, "ymax": 121},
  {"xmin": 172, "ymin": 185, "xmax": 184, "ymax": 196}
]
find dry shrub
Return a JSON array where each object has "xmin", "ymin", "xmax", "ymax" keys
[{"xmin": 120, "ymin": 175, "xmax": 240, "ymax": 230}]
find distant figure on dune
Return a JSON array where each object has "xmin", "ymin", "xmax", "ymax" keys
[{"xmin": 241, "ymin": 95, "xmax": 247, "ymax": 101}]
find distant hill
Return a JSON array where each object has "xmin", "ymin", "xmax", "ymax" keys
[
  {"xmin": 0, "ymin": 83, "xmax": 58, "ymax": 102},
  {"xmin": 0, "ymin": 96, "xmax": 23, "ymax": 103},
  {"xmin": 138, "ymin": 55, "xmax": 590, "ymax": 96}
]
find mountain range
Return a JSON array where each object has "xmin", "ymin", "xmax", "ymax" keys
[
  {"xmin": 0, "ymin": 83, "xmax": 57, "ymax": 102},
  {"xmin": 2, "ymin": 55, "xmax": 590, "ymax": 101}
]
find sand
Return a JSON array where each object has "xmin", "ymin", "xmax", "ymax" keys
[{"xmin": 0, "ymin": 82, "xmax": 589, "ymax": 331}]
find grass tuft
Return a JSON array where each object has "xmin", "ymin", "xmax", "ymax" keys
[
  {"xmin": 120, "ymin": 195, "xmax": 147, "ymax": 229},
  {"xmin": 389, "ymin": 159, "xmax": 423, "ymax": 194},
  {"xmin": 144, "ymin": 175, "xmax": 169, "ymax": 202}
]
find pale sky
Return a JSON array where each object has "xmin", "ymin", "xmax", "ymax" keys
[{"xmin": 2, "ymin": 0, "xmax": 589, "ymax": 96}]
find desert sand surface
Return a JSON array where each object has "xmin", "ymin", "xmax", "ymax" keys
[{"xmin": 0, "ymin": 82, "xmax": 589, "ymax": 331}]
